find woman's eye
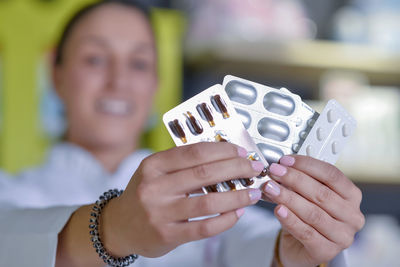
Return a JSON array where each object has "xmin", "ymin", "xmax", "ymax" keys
[
  {"xmin": 85, "ymin": 55, "xmax": 105, "ymax": 66},
  {"xmin": 129, "ymin": 59, "xmax": 149, "ymax": 71}
]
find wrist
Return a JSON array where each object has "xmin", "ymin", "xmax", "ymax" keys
[
  {"xmin": 90, "ymin": 189, "xmax": 138, "ymax": 266},
  {"xmin": 272, "ymin": 229, "xmax": 283, "ymax": 267},
  {"xmin": 274, "ymin": 229, "xmax": 327, "ymax": 267},
  {"xmin": 100, "ymin": 195, "xmax": 133, "ymax": 257}
]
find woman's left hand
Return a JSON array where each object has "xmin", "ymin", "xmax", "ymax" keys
[{"xmin": 261, "ymin": 155, "xmax": 365, "ymax": 267}]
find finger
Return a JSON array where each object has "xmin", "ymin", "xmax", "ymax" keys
[
  {"xmin": 274, "ymin": 205, "xmax": 340, "ymax": 263},
  {"xmin": 168, "ymin": 188, "xmax": 261, "ymax": 221},
  {"xmin": 145, "ymin": 142, "xmax": 247, "ymax": 174},
  {"xmin": 279, "ymin": 155, "xmax": 361, "ymax": 202},
  {"xmin": 175, "ymin": 209, "xmax": 245, "ymax": 243},
  {"xmin": 262, "ymin": 180, "xmax": 350, "ymax": 245},
  {"xmin": 268, "ymin": 163, "xmax": 354, "ymax": 224},
  {"xmin": 159, "ymin": 157, "xmax": 264, "ymax": 194},
  {"xmin": 261, "ymin": 194, "xmax": 273, "ymax": 203}
]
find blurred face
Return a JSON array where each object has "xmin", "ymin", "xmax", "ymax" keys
[{"xmin": 54, "ymin": 4, "xmax": 157, "ymax": 151}]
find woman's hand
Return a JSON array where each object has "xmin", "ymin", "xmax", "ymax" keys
[
  {"xmin": 102, "ymin": 142, "xmax": 263, "ymax": 258},
  {"xmin": 261, "ymin": 155, "xmax": 365, "ymax": 267}
]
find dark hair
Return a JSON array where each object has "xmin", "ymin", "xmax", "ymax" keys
[{"xmin": 54, "ymin": 0, "xmax": 151, "ymax": 66}]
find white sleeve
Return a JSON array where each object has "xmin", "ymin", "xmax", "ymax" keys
[{"xmin": 0, "ymin": 206, "xmax": 79, "ymax": 267}]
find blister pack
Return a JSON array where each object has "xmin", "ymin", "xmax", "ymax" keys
[
  {"xmin": 222, "ymin": 75, "xmax": 319, "ymax": 165},
  {"xmin": 162, "ymin": 84, "xmax": 270, "ymax": 194},
  {"xmin": 297, "ymin": 99, "xmax": 357, "ymax": 164},
  {"xmin": 163, "ymin": 75, "xmax": 357, "ymax": 195}
]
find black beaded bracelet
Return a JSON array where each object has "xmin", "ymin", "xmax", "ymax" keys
[{"xmin": 89, "ymin": 189, "xmax": 139, "ymax": 267}]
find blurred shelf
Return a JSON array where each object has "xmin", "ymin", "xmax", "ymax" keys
[
  {"xmin": 350, "ymin": 174, "xmax": 400, "ymax": 184},
  {"xmin": 356, "ymin": 182, "xmax": 400, "ymax": 217},
  {"xmin": 341, "ymin": 162, "xmax": 400, "ymax": 184},
  {"xmin": 185, "ymin": 39, "xmax": 400, "ymax": 88}
]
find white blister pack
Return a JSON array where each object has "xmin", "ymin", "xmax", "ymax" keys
[
  {"xmin": 162, "ymin": 84, "xmax": 270, "ymax": 194},
  {"xmin": 222, "ymin": 75, "xmax": 319, "ymax": 165},
  {"xmin": 297, "ymin": 99, "xmax": 357, "ymax": 164}
]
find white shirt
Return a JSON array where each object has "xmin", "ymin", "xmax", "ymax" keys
[
  {"xmin": 0, "ymin": 143, "xmax": 347, "ymax": 267},
  {"xmin": 0, "ymin": 143, "xmax": 149, "ymax": 208}
]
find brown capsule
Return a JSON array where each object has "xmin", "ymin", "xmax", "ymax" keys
[
  {"xmin": 211, "ymin": 94, "xmax": 230, "ymax": 119},
  {"xmin": 184, "ymin": 111, "xmax": 203, "ymax": 135},
  {"xmin": 248, "ymin": 154, "xmax": 256, "ymax": 161},
  {"xmin": 257, "ymin": 168, "xmax": 268, "ymax": 178},
  {"xmin": 168, "ymin": 119, "xmax": 187, "ymax": 144},
  {"xmin": 224, "ymin": 180, "xmax": 237, "ymax": 190},
  {"xmin": 245, "ymin": 152, "xmax": 265, "ymax": 178},
  {"xmin": 215, "ymin": 134, "xmax": 228, "ymax": 142},
  {"xmin": 205, "ymin": 185, "xmax": 219, "ymax": 193},
  {"xmin": 239, "ymin": 178, "xmax": 254, "ymax": 187},
  {"xmin": 196, "ymin": 103, "xmax": 215, "ymax": 127}
]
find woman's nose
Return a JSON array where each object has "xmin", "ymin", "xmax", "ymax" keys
[{"xmin": 107, "ymin": 60, "xmax": 130, "ymax": 92}]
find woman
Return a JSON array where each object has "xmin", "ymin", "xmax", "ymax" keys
[
  {"xmin": 0, "ymin": 1, "xmax": 364, "ymax": 267},
  {"xmin": 0, "ymin": 0, "xmax": 156, "ymax": 208}
]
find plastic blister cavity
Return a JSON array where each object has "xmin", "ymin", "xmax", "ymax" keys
[
  {"xmin": 297, "ymin": 100, "xmax": 357, "ymax": 164},
  {"xmin": 162, "ymin": 84, "xmax": 270, "ymax": 194},
  {"xmin": 223, "ymin": 75, "xmax": 319, "ymax": 165}
]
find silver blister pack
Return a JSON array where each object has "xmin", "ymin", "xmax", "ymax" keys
[
  {"xmin": 222, "ymin": 75, "xmax": 319, "ymax": 165},
  {"xmin": 162, "ymin": 84, "xmax": 270, "ymax": 194}
]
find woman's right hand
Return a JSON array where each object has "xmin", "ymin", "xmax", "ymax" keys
[{"xmin": 101, "ymin": 142, "xmax": 263, "ymax": 258}]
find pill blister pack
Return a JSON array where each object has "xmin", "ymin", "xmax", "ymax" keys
[
  {"xmin": 162, "ymin": 84, "xmax": 270, "ymax": 194},
  {"xmin": 163, "ymin": 75, "xmax": 357, "ymax": 194},
  {"xmin": 297, "ymin": 99, "xmax": 356, "ymax": 164},
  {"xmin": 222, "ymin": 75, "xmax": 319, "ymax": 165}
]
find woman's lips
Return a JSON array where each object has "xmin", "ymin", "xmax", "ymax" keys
[{"xmin": 96, "ymin": 98, "xmax": 134, "ymax": 117}]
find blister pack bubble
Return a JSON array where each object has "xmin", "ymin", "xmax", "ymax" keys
[
  {"xmin": 222, "ymin": 75, "xmax": 319, "ymax": 165},
  {"xmin": 162, "ymin": 84, "xmax": 270, "ymax": 194}
]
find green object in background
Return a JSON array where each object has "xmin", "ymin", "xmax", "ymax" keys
[
  {"xmin": 145, "ymin": 8, "xmax": 185, "ymax": 152},
  {"xmin": 0, "ymin": 0, "xmax": 96, "ymax": 173},
  {"xmin": 0, "ymin": 1, "xmax": 184, "ymax": 172}
]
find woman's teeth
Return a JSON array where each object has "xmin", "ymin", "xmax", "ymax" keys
[{"xmin": 97, "ymin": 99, "xmax": 132, "ymax": 116}]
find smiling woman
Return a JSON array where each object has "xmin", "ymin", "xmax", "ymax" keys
[
  {"xmin": 53, "ymin": 0, "xmax": 158, "ymax": 172},
  {"xmin": 0, "ymin": 1, "xmax": 363, "ymax": 267},
  {"xmin": 0, "ymin": 1, "xmax": 158, "ymax": 207}
]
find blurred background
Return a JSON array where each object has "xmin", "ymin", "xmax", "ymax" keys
[{"xmin": 0, "ymin": 0, "xmax": 399, "ymax": 265}]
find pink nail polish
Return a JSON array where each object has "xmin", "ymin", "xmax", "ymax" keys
[
  {"xmin": 249, "ymin": 188, "xmax": 261, "ymax": 202},
  {"xmin": 237, "ymin": 147, "xmax": 248, "ymax": 158},
  {"xmin": 236, "ymin": 208, "xmax": 245, "ymax": 218},
  {"xmin": 280, "ymin": 155, "xmax": 295, "ymax": 167},
  {"xmin": 263, "ymin": 180, "xmax": 280, "ymax": 196},
  {"xmin": 251, "ymin": 161, "xmax": 264, "ymax": 172},
  {"xmin": 269, "ymin": 163, "xmax": 287, "ymax": 176},
  {"xmin": 277, "ymin": 206, "xmax": 288, "ymax": 218}
]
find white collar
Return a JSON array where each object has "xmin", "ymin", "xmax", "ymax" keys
[{"xmin": 46, "ymin": 142, "xmax": 152, "ymax": 177}]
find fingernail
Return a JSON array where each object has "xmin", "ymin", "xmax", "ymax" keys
[
  {"xmin": 237, "ymin": 147, "xmax": 248, "ymax": 158},
  {"xmin": 280, "ymin": 155, "xmax": 295, "ymax": 167},
  {"xmin": 251, "ymin": 161, "xmax": 265, "ymax": 172},
  {"xmin": 249, "ymin": 188, "xmax": 262, "ymax": 202},
  {"xmin": 236, "ymin": 208, "xmax": 245, "ymax": 218},
  {"xmin": 263, "ymin": 180, "xmax": 280, "ymax": 196},
  {"xmin": 277, "ymin": 206, "xmax": 288, "ymax": 218},
  {"xmin": 269, "ymin": 163, "xmax": 287, "ymax": 176}
]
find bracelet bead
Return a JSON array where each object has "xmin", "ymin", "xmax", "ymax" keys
[{"xmin": 89, "ymin": 189, "xmax": 138, "ymax": 266}]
